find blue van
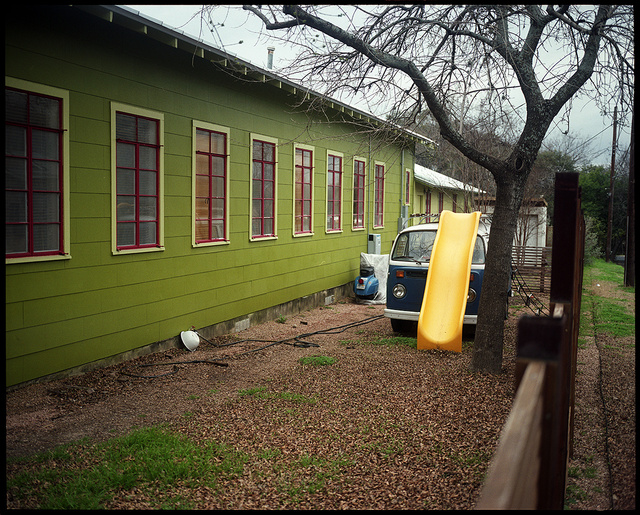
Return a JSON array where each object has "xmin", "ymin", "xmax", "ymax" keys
[{"xmin": 384, "ymin": 216, "xmax": 497, "ymax": 333}]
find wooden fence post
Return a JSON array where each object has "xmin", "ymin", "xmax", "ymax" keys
[
  {"xmin": 549, "ymin": 173, "xmax": 584, "ymax": 460},
  {"xmin": 476, "ymin": 173, "xmax": 585, "ymax": 509},
  {"xmin": 517, "ymin": 313, "xmax": 566, "ymax": 509}
]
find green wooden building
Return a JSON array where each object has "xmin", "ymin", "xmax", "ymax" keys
[{"xmin": 5, "ymin": 5, "xmax": 427, "ymax": 387}]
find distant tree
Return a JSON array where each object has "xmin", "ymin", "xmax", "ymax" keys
[
  {"xmin": 213, "ymin": 5, "xmax": 634, "ymax": 372},
  {"xmin": 579, "ymin": 165, "xmax": 609, "ymax": 251},
  {"xmin": 583, "ymin": 215, "xmax": 604, "ymax": 265},
  {"xmin": 579, "ymin": 162, "xmax": 629, "ymax": 256}
]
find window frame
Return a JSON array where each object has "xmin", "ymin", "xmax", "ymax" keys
[
  {"xmin": 326, "ymin": 150, "xmax": 343, "ymax": 233},
  {"xmin": 292, "ymin": 143, "xmax": 314, "ymax": 237},
  {"xmin": 192, "ymin": 121, "xmax": 230, "ymax": 247},
  {"xmin": 352, "ymin": 156, "xmax": 366, "ymax": 230},
  {"xmin": 373, "ymin": 161, "xmax": 385, "ymax": 228},
  {"xmin": 249, "ymin": 133, "xmax": 278, "ymax": 241},
  {"xmin": 110, "ymin": 102, "xmax": 164, "ymax": 255},
  {"xmin": 5, "ymin": 78, "xmax": 70, "ymax": 264}
]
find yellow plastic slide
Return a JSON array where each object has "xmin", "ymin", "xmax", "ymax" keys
[{"xmin": 417, "ymin": 210, "xmax": 481, "ymax": 352}]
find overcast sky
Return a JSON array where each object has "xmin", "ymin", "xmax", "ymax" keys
[{"xmin": 127, "ymin": 4, "xmax": 630, "ymax": 168}]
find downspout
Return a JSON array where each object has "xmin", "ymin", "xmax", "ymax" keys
[
  {"xmin": 401, "ymin": 148, "xmax": 405, "ymax": 207},
  {"xmin": 399, "ymin": 148, "xmax": 405, "ymax": 232},
  {"xmin": 367, "ymin": 133, "xmax": 372, "ymax": 238}
]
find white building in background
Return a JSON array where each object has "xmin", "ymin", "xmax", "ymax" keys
[
  {"xmin": 478, "ymin": 197, "xmax": 548, "ymax": 248},
  {"xmin": 411, "ymin": 164, "xmax": 547, "ymax": 248}
]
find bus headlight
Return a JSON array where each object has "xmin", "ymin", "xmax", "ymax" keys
[
  {"xmin": 467, "ymin": 288, "xmax": 477, "ymax": 303},
  {"xmin": 392, "ymin": 283, "xmax": 407, "ymax": 299}
]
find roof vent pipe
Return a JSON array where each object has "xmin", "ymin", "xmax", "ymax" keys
[{"xmin": 267, "ymin": 47, "xmax": 275, "ymax": 69}]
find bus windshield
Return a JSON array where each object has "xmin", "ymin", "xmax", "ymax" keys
[{"xmin": 392, "ymin": 230, "xmax": 486, "ymax": 264}]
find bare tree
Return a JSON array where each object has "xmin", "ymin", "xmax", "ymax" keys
[{"xmin": 207, "ymin": 5, "xmax": 634, "ymax": 372}]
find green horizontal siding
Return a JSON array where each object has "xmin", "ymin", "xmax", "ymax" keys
[{"xmin": 5, "ymin": 5, "xmax": 415, "ymax": 386}]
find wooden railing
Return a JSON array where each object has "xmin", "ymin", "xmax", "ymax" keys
[
  {"xmin": 476, "ymin": 173, "xmax": 585, "ymax": 510},
  {"xmin": 512, "ymin": 245, "xmax": 552, "ymax": 293}
]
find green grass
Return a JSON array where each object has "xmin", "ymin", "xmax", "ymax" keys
[
  {"xmin": 298, "ymin": 355, "xmax": 336, "ymax": 366},
  {"xmin": 564, "ymin": 483, "xmax": 588, "ymax": 506},
  {"xmin": 589, "ymin": 259, "xmax": 635, "ymax": 292},
  {"xmin": 372, "ymin": 336, "xmax": 418, "ymax": 348},
  {"xmin": 340, "ymin": 335, "xmax": 418, "ymax": 348},
  {"xmin": 8, "ymin": 422, "xmax": 356, "ymax": 509},
  {"xmin": 6, "ymin": 425, "xmax": 247, "ymax": 509},
  {"xmin": 582, "ymin": 259, "xmax": 635, "ymax": 340},
  {"xmin": 591, "ymin": 296, "xmax": 635, "ymax": 338}
]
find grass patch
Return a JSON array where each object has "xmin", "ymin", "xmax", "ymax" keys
[
  {"xmin": 298, "ymin": 355, "xmax": 336, "ymax": 367},
  {"xmin": 340, "ymin": 335, "xmax": 417, "ymax": 348},
  {"xmin": 238, "ymin": 386, "xmax": 267, "ymax": 397},
  {"xmin": 564, "ymin": 483, "xmax": 588, "ymax": 506},
  {"xmin": 589, "ymin": 259, "xmax": 635, "ymax": 293},
  {"xmin": 371, "ymin": 336, "xmax": 417, "ymax": 348},
  {"xmin": 591, "ymin": 296, "xmax": 635, "ymax": 338},
  {"xmin": 7, "ymin": 425, "xmax": 247, "ymax": 509},
  {"xmin": 583, "ymin": 259, "xmax": 635, "ymax": 339},
  {"xmin": 273, "ymin": 391, "xmax": 317, "ymax": 404}
]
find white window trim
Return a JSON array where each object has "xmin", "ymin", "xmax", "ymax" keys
[
  {"xmin": 249, "ymin": 133, "xmax": 278, "ymax": 242},
  {"xmin": 110, "ymin": 102, "xmax": 165, "ymax": 255},
  {"xmin": 292, "ymin": 142, "xmax": 315, "ymax": 238},
  {"xmin": 191, "ymin": 121, "xmax": 231, "ymax": 248},
  {"xmin": 5, "ymin": 77, "xmax": 71, "ymax": 264},
  {"xmin": 325, "ymin": 150, "xmax": 344, "ymax": 234},
  {"xmin": 352, "ymin": 156, "xmax": 367, "ymax": 232},
  {"xmin": 373, "ymin": 160, "xmax": 386, "ymax": 229}
]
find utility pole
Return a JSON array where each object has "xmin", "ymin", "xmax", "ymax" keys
[
  {"xmin": 606, "ymin": 106, "xmax": 617, "ymax": 262},
  {"xmin": 624, "ymin": 113, "xmax": 634, "ymax": 286}
]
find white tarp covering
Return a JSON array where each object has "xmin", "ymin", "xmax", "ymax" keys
[{"xmin": 356, "ymin": 252, "xmax": 389, "ymax": 304}]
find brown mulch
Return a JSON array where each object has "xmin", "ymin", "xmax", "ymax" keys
[{"xmin": 5, "ymin": 273, "xmax": 635, "ymax": 509}]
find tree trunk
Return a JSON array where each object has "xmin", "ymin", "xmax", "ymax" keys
[{"xmin": 472, "ymin": 169, "xmax": 527, "ymax": 373}]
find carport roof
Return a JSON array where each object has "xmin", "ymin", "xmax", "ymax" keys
[{"xmin": 414, "ymin": 164, "xmax": 484, "ymax": 193}]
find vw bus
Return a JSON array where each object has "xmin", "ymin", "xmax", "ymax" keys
[{"xmin": 384, "ymin": 216, "xmax": 499, "ymax": 333}]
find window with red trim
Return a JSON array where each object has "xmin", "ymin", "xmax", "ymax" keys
[
  {"xmin": 5, "ymin": 87, "xmax": 64, "ymax": 258},
  {"xmin": 374, "ymin": 163, "xmax": 385, "ymax": 227},
  {"xmin": 327, "ymin": 154, "xmax": 342, "ymax": 231},
  {"xmin": 195, "ymin": 128, "xmax": 227, "ymax": 242},
  {"xmin": 251, "ymin": 140, "xmax": 276, "ymax": 238},
  {"xmin": 115, "ymin": 111, "xmax": 160, "ymax": 249},
  {"xmin": 353, "ymin": 159, "xmax": 365, "ymax": 229},
  {"xmin": 294, "ymin": 147, "xmax": 313, "ymax": 234}
]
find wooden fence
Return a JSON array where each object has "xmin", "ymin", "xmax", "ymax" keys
[
  {"xmin": 476, "ymin": 173, "xmax": 585, "ymax": 510},
  {"xmin": 512, "ymin": 245, "xmax": 552, "ymax": 293}
]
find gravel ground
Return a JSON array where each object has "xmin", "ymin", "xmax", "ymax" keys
[{"xmin": 5, "ymin": 274, "xmax": 635, "ymax": 509}]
